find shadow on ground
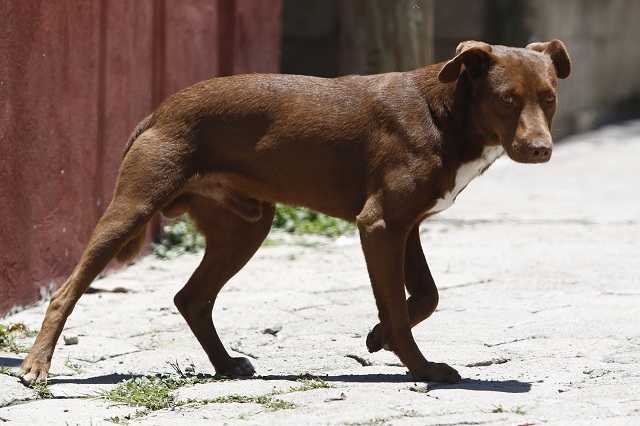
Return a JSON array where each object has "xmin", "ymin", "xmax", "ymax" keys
[
  {"xmin": 0, "ymin": 356, "xmax": 22, "ymax": 368},
  {"xmin": 39, "ymin": 371, "xmax": 531, "ymax": 395}
]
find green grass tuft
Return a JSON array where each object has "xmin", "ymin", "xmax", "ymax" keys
[
  {"xmin": 203, "ymin": 394, "xmax": 296, "ymax": 411},
  {"xmin": 152, "ymin": 216, "xmax": 205, "ymax": 259},
  {"xmin": 491, "ymin": 404, "xmax": 527, "ymax": 415},
  {"xmin": 95, "ymin": 375, "xmax": 178, "ymax": 411},
  {"xmin": 0, "ymin": 323, "xmax": 31, "ymax": 353},
  {"xmin": 32, "ymin": 382, "xmax": 54, "ymax": 399},
  {"xmin": 95, "ymin": 371, "xmax": 297, "ymax": 419},
  {"xmin": 94, "ymin": 373, "xmax": 222, "ymax": 411},
  {"xmin": 289, "ymin": 378, "xmax": 332, "ymax": 392},
  {"xmin": 272, "ymin": 205, "xmax": 355, "ymax": 237},
  {"xmin": 153, "ymin": 205, "xmax": 355, "ymax": 258}
]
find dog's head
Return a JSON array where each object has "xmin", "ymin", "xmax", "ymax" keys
[{"xmin": 438, "ymin": 40, "xmax": 571, "ymax": 164}]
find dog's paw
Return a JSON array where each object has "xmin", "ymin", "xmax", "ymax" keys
[
  {"xmin": 217, "ymin": 357, "xmax": 256, "ymax": 377},
  {"xmin": 410, "ymin": 362, "xmax": 461, "ymax": 383},
  {"xmin": 18, "ymin": 355, "xmax": 50, "ymax": 386},
  {"xmin": 366, "ymin": 324, "xmax": 387, "ymax": 353}
]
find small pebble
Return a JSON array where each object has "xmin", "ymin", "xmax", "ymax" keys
[
  {"xmin": 262, "ymin": 325, "xmax": 283, "ymax": 336},
  {"xmin": 63, "ymin": 334, "xmax": 79, "ymax": 345}
]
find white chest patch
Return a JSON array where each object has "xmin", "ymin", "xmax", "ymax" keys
[{"xmin": 428, "ymin": 145, "xmax": 505, "ymax": 214}]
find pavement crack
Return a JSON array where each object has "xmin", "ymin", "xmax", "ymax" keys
[
  {"xmin": 324, "ymin": 392, "xmax": 347, "ymax": 402},
  {"xmin": 77, "ymin": 349, "xmax": 142, "ymax": 364},
  {"xmin": 484, "ymin": 335, "xmax": 542, "ymax": 347},
  {"xmin": 345, "ymin": 354, "xmax": 373, "ymax": 366},
  {"xmin": 0, "ymin": 398, "xmax": 35, "ymax": 409},
  {"xmin": 530, "ymin": 304, "xmax": 572, "ymax": 314},
  {"xmin": 465, "ymin": 357, "xmax": 510, "ymax": 367},
  {"xmin": 441, "ymin": 279, "xmax": 492, "ymax": 291},
  {"xmin": 230, "ymin": 341, "xmax": 259, "ymax": 359},
  {"xmin": 601, "ymin": 291, "xmax": 640, "ymax": 297}
]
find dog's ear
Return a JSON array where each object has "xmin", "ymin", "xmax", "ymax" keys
[
  {"xmin": 526, "ymin": 39, "xmax": 571, "ymax": 79},
  {"xmin": 438, "ymin": 41, "xmax": 495, "ymax": 83}
]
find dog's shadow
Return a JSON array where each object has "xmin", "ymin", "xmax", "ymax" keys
[
  {"xmin": 45, "ymin": 373, "xmax": 530, "ymax": 394},
  {"xmin": 0, "ymin": 358, "xmax": 530, "ymax": 394},
  {"xmin": 419, "ymin": 378, "xmax": 532, "ymax": 393},
  {"xmin": 0, "ymin": 356, "xmax": 22, "ymax": 368},
  {"xmin": 262, "ymin": 373, "xmax": 532, "ymax": 394}
]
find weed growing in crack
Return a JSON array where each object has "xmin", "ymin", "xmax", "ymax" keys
[
  {"xmin": 93, "ymin": 372, "xmax": 222, "ymax": 414},
  {"xmin": 491, "ymin": 404, "xmax": 527, "ymax": 415},
  {"xmin": 512, "ymin": 406, "xmax": 527, "ymax": 415},
  {"xmin": 95, "ymin": 367, "xmax": 329, "ymax": 421},
  {"xmin": 95, "ymin": 376, "xmax": 178, "ymax": 411},
  {"xmin": 0, "ymin": 323, "xmax": 31, "ymax": 353},
  {"xmin": 198, "ymin": 394, "xmax": 296, "ymax": 411},
  {"xmin": 32, "ymin": 382, "xmax": 53, "ymax": 399},
  {"xmin": 64, "ymin": 355, "xmax": 83, "ymax": 374},
  {"xmin": 107, "ymin": 410, "xmax": 147, "ymax": 423},
  {"xmin": 585, "ymin": 369, "xmax": 613, "ymax": 379},
  {"xmin": 288, "ymin": 378, "xmax": 332, "ymax": 392}
]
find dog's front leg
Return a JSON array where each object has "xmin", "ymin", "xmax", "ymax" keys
[
  {"xmin": 404, "ymin": 225, "xmax": 440, "ymax": 323},
  {"xmin": 357, "ymin": 212, "xmax": 460, "ymax": 383},
  {"xmin": 366, "ymin": 225, "xmax": 439, "ymax": 352}
]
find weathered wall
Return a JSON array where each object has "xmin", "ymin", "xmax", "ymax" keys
[
  {"xmin": 281, "ymin": 0, "xmax": 435, "ymax": 78},
  {"xmin": 0, "ymin": 0, "xmax": 282, "ymax": 316},
  {"xmin": 339, "ymin": 0, "xmax": 434, "ymax": 75},
  {"xmin": 433, "ymin": 0, "xmax": 640, "ymax": 136},
  {"xmin": 281, "ymin": 0, "xmax": 340, "ymax": 77},
  {"xmin": 530, "ymin": 0, "xmax": 640, "ymax": 134}
]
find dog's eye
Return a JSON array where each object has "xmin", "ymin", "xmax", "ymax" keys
[
  {"xmin": 500, "ymin": 95, "xmax": 514, "ymax": 104},
  {"xmin": 546, "ymin": 93, "xmax": 556, "ymax": 103}
]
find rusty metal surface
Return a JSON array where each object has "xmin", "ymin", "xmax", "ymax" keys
[{"xmin": 0, "ymin": 0, "xmax": 282, "ymax": 316}]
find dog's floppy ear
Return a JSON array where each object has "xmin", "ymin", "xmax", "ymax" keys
[
  {"xmin": 526, "ymin": 39, "xmax": 571, "ymax": 79},
  {"xmin": 438, "ymin": 41, "xmax": 495, "ymax": 83}
]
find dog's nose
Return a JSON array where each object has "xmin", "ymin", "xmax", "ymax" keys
[{"xmin": 528, "ymin": 140, "xmax": 552, "ymax": 161}]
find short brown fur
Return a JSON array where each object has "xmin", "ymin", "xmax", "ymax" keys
[{"xmin": 19, "ymin": 40, "xmax": 570, "ymax": 385}]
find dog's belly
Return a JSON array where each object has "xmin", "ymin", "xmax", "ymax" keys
[
  {"xmin": 179, "ymin": 173, "xmax": 267, "ymax": 221},
  {"xmin": 428, "ymin": 145, "xmax": 504, "ymax": 214}
]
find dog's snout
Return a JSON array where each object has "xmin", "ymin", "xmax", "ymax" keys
[{"xmin": 528, "ymin": 140, "xmax": 552, "ymax": 162}]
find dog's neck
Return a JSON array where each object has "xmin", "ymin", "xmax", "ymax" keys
[
  {"xmin": 411, "ymin": 66, "xmax": 458, "ymax": 129},
  {"xmin": 427, "ymin": 145, "xmax": 504, "ymax": 214},
  {"xmin": 412, "ymin": 66, "xmax": 505, "ymax": 214},
  {"xmin": 414, "ymin": 65, "xmax": 503, "ymax": 157}
]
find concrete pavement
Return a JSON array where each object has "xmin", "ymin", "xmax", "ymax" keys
[{"xmin": 1, "ymin": 120, "xmax": 639, "ymax": 425}]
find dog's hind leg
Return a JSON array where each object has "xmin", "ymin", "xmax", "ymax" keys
[
  {"xmin": 173, "ymin": 197, "xmax": 275, "ymax": 377},
  {"xmin": 366, "ymin": 225, "xmax": 438, "ymax": 353},
  {"xmin": 18, "ymin": 135, "xmax": 190, "ymax": 385}
]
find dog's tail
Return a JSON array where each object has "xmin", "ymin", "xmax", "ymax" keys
[
  {"xmin": 114, "ymin": 113, "xmax": 155, "ymax": 263},
  {"xmin": 123, "ymin": 113, "xmax": 154, "ymax": 158}
]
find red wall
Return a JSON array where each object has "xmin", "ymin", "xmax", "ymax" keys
[{"xmin": 0, "ymin": 0, "xmax": 282, "ymax": 316}]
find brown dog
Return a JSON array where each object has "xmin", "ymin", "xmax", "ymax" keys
[{"xmin": 19, "ymin": 40, "xmax": 570, "ymax": 385}]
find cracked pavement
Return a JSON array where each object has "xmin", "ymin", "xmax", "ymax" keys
[{"xmin": 1, "ymin": 121, "xmax": 640, "ymax": 425}]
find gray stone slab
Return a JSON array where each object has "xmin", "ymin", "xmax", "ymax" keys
[{"xmin": 2, "ymin": 121, "xmax": 640, "ymax": 424}]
